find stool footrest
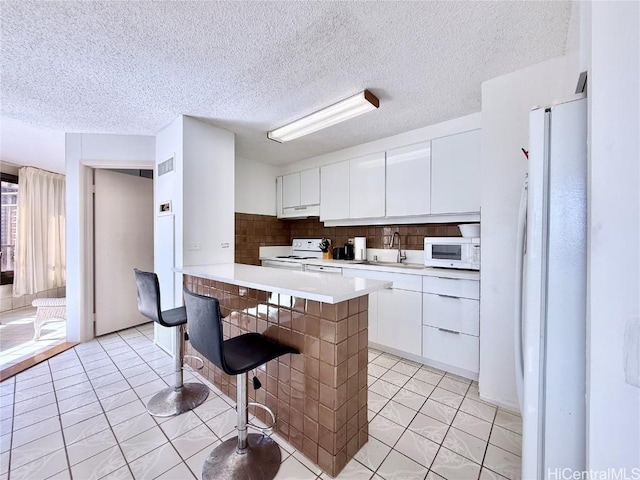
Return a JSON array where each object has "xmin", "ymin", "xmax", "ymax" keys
[
  {"xmin": 247, "ymin": 402, "xmax": 276, "ymax": 435},
  {"xmin": 183, "ymin": 355, "xmax": 205, "ymax": 371}
]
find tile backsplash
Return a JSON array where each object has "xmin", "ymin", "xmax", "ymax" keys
[
  {"xmin": 288, "ymin": 218, "xmax": 462, "ymax": 251},
  {"xmin": 235, "ymin": 213, "xmax": 465, "ymax": 265},
  {"xmin": 235, "ymin": 213, "xmax": 291, "ymax": 265}
]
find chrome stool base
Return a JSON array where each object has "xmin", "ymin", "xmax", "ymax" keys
[
  {"xmin": 146, "ymin": 382, "xmax": 209, "ymax": 417},
  {"xmin": 202, "ymin": 433, "xmax": 281, "ymax": 480}
]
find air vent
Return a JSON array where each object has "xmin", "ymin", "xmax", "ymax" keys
[{"xmin": 158, "ymin": 157, "xmax": 174, "ymax": 176}]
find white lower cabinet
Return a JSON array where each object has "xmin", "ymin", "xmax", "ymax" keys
[
  {"xmin": 422, "ymin": 276, "xmax": 480, "ymax": 375},
  {"xmin": 422, "ymin": 276, "xmax": 479, "ymax": 299},
  {"xmin": 422, "ymin": 294, "xmax": 479, "ymax": 336},
  {"xmin": 377, "ymin": 288, "xmax": 422, "ymax": 356},
  {"xmin": 342, "ymin": 268, "xmax": 421, "ymax": 349},
  {"xmin": 343, "ymin": 267, "xmax": 480, "ymax": 378},
  {"xmin": 422, "ymin": 326, "xmax": 479, "ymax": 373}
]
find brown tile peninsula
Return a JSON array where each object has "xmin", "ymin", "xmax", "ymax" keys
[{"xmin": 177, "ymin": 263, "xmax": 390, "ymax": 477}]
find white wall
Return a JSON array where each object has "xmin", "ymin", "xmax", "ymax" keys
[
  {"xmin": 479, "ymin": 53, "xmax": 579, "ymax": 410},
  {"xmin": 279, "ymin": 113, "xmax": 481, "ymax": 175},
  {"xmin": 154, "ymin": 116, "xmax": 234, "ymax": 353},
  {"xmin": 1, "ymin": 118, "xmax": 65, "ymax": 174},
  {"xmin": 235, "ymin": 156, "xmax": 277, "ymax": 216},
  {"xmin": 182, "ymin": 116, "xmax": 235, "ymax": 267},
  {"xmin": 66, "ymin": 133, "xmax": 155, "ymax": 342},
  {"xmin": 587, "ymin": 1, "xmax": 640, "ymax": 470},
  {"xmin": 155, "ymin": 116, "xmax": 183, "ymax": 311}
]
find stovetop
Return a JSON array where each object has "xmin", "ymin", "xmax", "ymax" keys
[{"xmin": 276, "ymin": 255, "xmax": 317, "ymax": 260}]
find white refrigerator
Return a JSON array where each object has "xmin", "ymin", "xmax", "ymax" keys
[{"xmin": 515, "ymin": 94, "xmax": 587, "ymax": 479}]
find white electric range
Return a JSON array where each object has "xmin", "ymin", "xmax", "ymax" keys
[{"xmin": 261, "ymin": 238, "xmax": 324, "ymax": 271}]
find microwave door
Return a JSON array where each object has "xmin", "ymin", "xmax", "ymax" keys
[{"xmin": 432, "ymin": 244, "xmax": 462, "ymax": 261}]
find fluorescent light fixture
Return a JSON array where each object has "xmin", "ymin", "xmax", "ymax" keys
[{"xmin": 267, "ymin": 90, "xmax": 379, "ymax": 143}]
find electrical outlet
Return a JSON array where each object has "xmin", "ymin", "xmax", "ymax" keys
[
  {"xmin": 188, "ymin": 242, "xmax": 201, "ymax": 251},
  {"xmin": 221, "ymin": 242, "xmax": 230, "ymax": 248}
]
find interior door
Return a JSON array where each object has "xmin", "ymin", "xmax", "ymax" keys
[{"xmin": 94, "ymin": 169, "xmax": 154, "ymax": 336}]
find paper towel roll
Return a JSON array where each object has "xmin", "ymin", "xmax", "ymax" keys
[{"xmin": 354, "ymin": 237, "xmax": 367, "ymax": 260}]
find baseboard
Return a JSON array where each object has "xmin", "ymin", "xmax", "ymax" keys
[
  {"xmin": 478, "ymin": 391, "xmax": 521, "ymax": 414},
  {"xmin": 368, "ymin": 342, "xmax": 479, "ymax": 382}
]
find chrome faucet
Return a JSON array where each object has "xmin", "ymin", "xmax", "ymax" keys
[{"xmin": 389, "ymin": 231, "xmax": 407, "ymax": 263}]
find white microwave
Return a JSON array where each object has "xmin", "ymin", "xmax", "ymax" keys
[{"xmin": 424, "ymin": 237, "xmax": 480, "ymax": 270}]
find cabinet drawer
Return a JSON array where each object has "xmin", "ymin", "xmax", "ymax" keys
[
  {"xmin": 422, "ymin": 276, "xmax": 479, "ymax": 299},
  {"xmin": 422, "ymin": 294, "xmax": 479, "ymax": 336},
  {"xmin": 422, "ymin": 326, "xmax": 479, "ymax": 373}
]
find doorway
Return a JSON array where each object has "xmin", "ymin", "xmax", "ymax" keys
[{"xmin": 93, "ymin": 169, "xmax": 153, "ymax": 336}]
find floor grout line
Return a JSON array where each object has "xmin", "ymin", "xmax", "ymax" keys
[{"xmin": 47, "ymin": 352, "xmax": 72, "ymax": 480}]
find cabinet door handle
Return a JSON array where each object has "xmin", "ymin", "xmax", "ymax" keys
[
  {"xmin": 438, "ymin": 328, "xmax": 460, "ymax": 335},
  {"xmin": 294, "ymin": 206, "xmax": 307, "ymax": 211},
  {"xmin": 437, "ymin": 294, "xmax": 459, "ymax": 299}
]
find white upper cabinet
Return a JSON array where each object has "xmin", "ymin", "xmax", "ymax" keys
[
  {"xmin": 282, "ymin": 172, "xmax": 301, "ymax": 208},
  {"xmin": 349, "ymin": 152, "xmax": 386, "ymax": 219},
  {"xmin": 386, "ymin": 141, "xmax": 431, "ymax": 217},
  {"xmin": 300, "ymin": 168, "xmax": 320, "ymax": 206},
  {"xmin": 320, "ymin": 161, "xmax": 350, "ymax": 221},
  {"xmin": 278, "ymin": 168, "xmax": 320, "ymax": 218},
  {"xmin": 430, "ymin": 129, "xmax": 481, "ymax": 214},
  {"xmin": 306, "ymin": 120, "xmax": 481, "ymax": 223}
]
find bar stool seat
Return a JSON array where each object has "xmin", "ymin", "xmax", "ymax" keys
[
  {"xmin": 184, "ymin": 287, "xmax": 299, "ymax": 480},
  {"xmin": 222, "ymin": 333, "xmax": 294, "ymax": 374},
  {"xmin": 134, "ymin": 269, "xmax": 209, "ymax": 417}
]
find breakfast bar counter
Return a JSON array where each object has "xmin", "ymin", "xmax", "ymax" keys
[
  {"xmin": 177, "ymin": 264, "xmax": 390, "ymax": 477},
  {"xmin": 178, "ymin": 263, "xmax": 390, "ymax": 304}
]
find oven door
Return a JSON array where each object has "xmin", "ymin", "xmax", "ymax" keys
[{"xmin": 261, "ymin": 259, "xmax": 305, "ymax": 271}]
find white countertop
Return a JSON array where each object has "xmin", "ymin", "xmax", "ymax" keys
[
  {"xmin": 259, "ymin": 256, "xmax": 480, "ymax": 281},
  {"xmin": 176, "ymin": 263, "xmax": 392, "ymax": 304}
]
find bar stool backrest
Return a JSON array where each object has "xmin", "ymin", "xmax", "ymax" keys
[
  {"xmin": 134, "ymin": 268, "xmax": 168, "ymax": 327},
  {"xmin": 183, "ymin": 288, "xmax": 227, "ymax": 373}
]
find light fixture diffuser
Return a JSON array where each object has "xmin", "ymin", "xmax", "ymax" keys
[{"xmin": 267, "ymin": 90, "xmax": 379, "ymax": 143}]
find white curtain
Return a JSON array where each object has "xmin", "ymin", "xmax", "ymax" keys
[{"xmin": 13, "ymin": 166, "xmax": 66, "ymax": 296}]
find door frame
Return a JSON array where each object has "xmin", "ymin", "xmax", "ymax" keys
[{"xmin": 78, "ymin": 160, "xmax": 154, "ymax": 342}]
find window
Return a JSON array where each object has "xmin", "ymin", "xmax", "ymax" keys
[{"xmin": 1, "ymin": 173, "xmax": 18, "ymax": 285}]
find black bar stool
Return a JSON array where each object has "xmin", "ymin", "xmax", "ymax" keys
[
  {"xmin": 183, "ymin": 287, "xmax": 299, "ymax": 480},
  {"xmin": 133, "ymin": 269, "xmax": 209, "ymax": 417}
]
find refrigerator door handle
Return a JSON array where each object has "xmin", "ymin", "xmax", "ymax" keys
[{"xmin": 514, "ymin": 177, "xmax": 528, "ymax": 413}]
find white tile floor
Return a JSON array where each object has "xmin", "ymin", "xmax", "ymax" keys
[
  {"xmin": 0, "ymin": 324, "xmax": 522, "ymax": 480},
  {"xmin": 0, "ymin": 306, "xmax": 67, "ymax": 370}
]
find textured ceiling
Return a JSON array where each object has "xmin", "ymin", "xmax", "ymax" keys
[{"xmin": 1, "ymin": 1, "xmax": 575, "ymax": 166}]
